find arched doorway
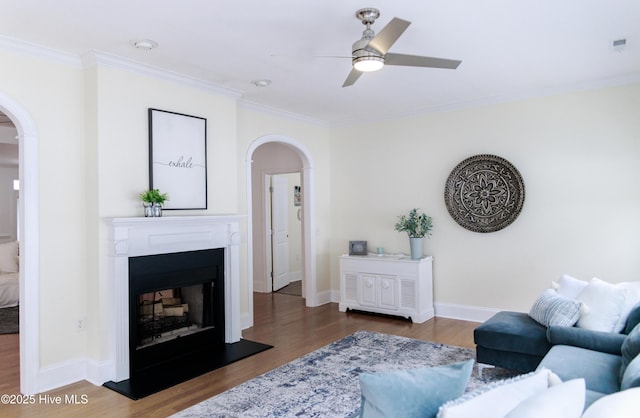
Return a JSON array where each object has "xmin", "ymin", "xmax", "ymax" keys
[
  {"xmin": 245, "ymin": 135, "xmax": 317, "ymax": 325},
  {"xmin": 0, "ymin": 91, "xmax": 40, "ymax": 395}
]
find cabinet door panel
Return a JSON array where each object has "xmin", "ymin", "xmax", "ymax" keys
[
  {"xmin": 360, "ymin": 274, "xmax": 377, "ymax": 306},
  {"xmin": 379, "ymin": 275, "xmax": 398, "ymax": 310}
]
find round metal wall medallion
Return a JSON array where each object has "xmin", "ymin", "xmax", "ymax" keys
[{"xmin": 444, "ymin": 154, "xmax": 525, "ymax": 233}]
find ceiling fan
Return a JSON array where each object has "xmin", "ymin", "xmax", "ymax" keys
[{"xmin": 342, "ymin": 8, "xmax": 462, "ymax": 87}]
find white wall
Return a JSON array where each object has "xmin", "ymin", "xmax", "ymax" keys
[
  {"xmin": 330, "ymin": 83, "xmax": 640, "ymax": 313},
  {"xmin": 0, "ymin": 49, "xmax": 88, "ymax": 369}
]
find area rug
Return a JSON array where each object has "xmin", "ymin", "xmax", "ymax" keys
[
  {"xmin": 0, "ymin": 306, "xmax": 19, "ymax": 334},
  {"xmin": 171, "ymin": 330, "xmax": 519, "ymax": 418}
]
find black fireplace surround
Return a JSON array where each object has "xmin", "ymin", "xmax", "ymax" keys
[
  {"xmin": 129, "ymin": 248, "xmax": 225, "ymax": 377},
  {"xmin": 104, "ymin": 248, "xmax": 272, "ymax": 400}
]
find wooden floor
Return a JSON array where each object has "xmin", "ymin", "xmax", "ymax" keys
[{"xmin": 0, "ymin": 293, "xmax": 479, "ymax": 417}]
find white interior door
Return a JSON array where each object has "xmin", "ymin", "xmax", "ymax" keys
[{"xmin": 271, "ymin": 175, "xmax": 290, "ymax": 291}]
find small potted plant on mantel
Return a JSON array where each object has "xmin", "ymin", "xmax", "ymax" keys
[
  {"xmin": 139, "ymin": 189, "xmax": 169, "ymax": 217},
  {"xmin": 394, "ymin": 208, "xmax": 433, "ymax": 260}
]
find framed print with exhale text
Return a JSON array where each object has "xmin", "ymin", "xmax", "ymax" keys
[{"xmin": 148, "ymin": 108, "xmax": 207, "ymax": 210}]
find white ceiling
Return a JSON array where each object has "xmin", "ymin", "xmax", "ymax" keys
[{"xmin": 0, "ymin": 1, "xmax": 639, "ymax": 125}]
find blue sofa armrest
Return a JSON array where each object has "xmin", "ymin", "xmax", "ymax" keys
[{"xmin": 546, "ymin": 326, "xmax": 626, "ymax": 355}]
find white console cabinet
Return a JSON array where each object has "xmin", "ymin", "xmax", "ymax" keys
[{"xmin": 339, "ymin": 254, "xmax": 434, "ymax": 323}]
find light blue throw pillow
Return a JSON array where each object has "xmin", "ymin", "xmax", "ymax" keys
[
  {"xmin": 529, "ymin": 289, "xmax": 582, "ymax": 327},
  {"xmin": 358, "ymin": 359, "xmax": 474, "ymax": 418}
]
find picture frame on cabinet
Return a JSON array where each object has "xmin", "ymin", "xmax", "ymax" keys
[{"xmin": 349, "ymin": 241, "xmax": 368, "ymax": 256}]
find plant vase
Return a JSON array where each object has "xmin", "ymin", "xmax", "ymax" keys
[
  {"xmin": 143, "ymin": 202, "xmax": 153, "ymax": 217},
  {"xmin": 152, "ymin": 202, "xmax": 163, "ymax": 217},
  {"xmin": 409, "ymin": 237, "xmax": 423, "ymax": 260}
]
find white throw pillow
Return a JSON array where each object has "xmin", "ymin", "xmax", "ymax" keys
[
  {"xmin": 576, "ymin": 278, "xmax": 627, "ymax": 332},
  {"xmin": 552, "ymin": 274, "xmax": 588, "ymax": 300},
  {"xmin": 0, "ymin": 241, "xmax": 19, "ymax": 274},
  {"xmin": 503, "ymin": 379, "xmax": 585, "ymax": 418},
  {"xmin": 581, "ymin": 387, "xmax": 640, "ymax": 418},
  {"xmin": 613, "ymin": 280, "xmax": 640, "ymax": 333},
  {"xmin": 436, "ymin": 369, "xmax": 557, "ymax": 418}
]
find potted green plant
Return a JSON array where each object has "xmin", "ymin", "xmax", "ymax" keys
[
  {"xmin": 139, "ymin": 189, "xmax": 168, "ymax": 217},
  {"xmin": 394, "ymin": 208, "xmax": 433, "ymax": 260}
]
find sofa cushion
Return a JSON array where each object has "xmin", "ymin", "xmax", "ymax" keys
[
  {"xmin": 538, "ymin": 345, "xmax": 621, "ymax": 395},
  {"xmin": 584, "ymin": 389, "xmax": 607, "ymax": 411},
  {"xmin": 529, "ymin": 289, "xmax": 582, "ymax": 327},
  {"xmin": 620, "ymin": 322, "xmax": 640, "ymax": 385},
  {"xmin": 576, "ymin": 278, "xmax": 627, "ymax": 333},
  {"xmin": 358, "ymin": 360, "xmax": 473, "ymax": 418},
  {"xmin": 621, "ymin": 353, "xmax": 640, "ymax": 390},
  {"xmin": 474, "ymin": 311, "xmax": 550, "ymax": 357},
  {"xmin": 624, "ymin": 302, "xmax": 640, "ymax": 334},
  {"xmin": 546, "ymin": 326, "xmax": 626, "ymax": 355}
]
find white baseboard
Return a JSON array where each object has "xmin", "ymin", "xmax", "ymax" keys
[
  {"xmin": 330, "ymin": 293, "xmax": 500, "ymax": 323},
  {"xmin": 36, "ymin": 358, "xmax": 92, "ymax": 393},
  {"xmin": 289, "ymin": 271, "xmax": 301, "ymax": 282},
  {"xmin": 84, "ymin": 358, "xmax": 114, "ymax": 387},
  {"xmin": 434, "ymin": 302, "xmax": 501, "ymax": 323},
  {"xmin": 240, "ymin": 311, "xmax": 252, "ymax": 330},
  {"xmin": 311, "ymin": 289, "xmax": 333, "ymax": 306},
  {"xmin": 330, "ymin": 289, "xmax": 341, "ymax": 304}
]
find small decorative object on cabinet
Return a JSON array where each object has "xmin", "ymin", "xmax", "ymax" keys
[
  {"xmin": 394, "ymin": 208, "xmax": 433, "ymax": 260},
  {"xmin": 139, "ymin": 189, "xmax": 168, "ymax": 217},
  {"xmin": 348, "ymin": 240, "xmax": 368, "ymax": 256},
  {"xmin": 339, "ymin": 254, "xmax": 434, "ymax": 323}
]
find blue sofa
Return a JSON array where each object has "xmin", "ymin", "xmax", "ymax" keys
[
  {"xmin": 539, "ymin": 319, "xmax": 640, "ymax": 408},
  {"xmin": 474, "ymin": 303, "xmax": 640, "ymax": 409},
  {"xmin": 474, "ymin": 303, "xmax": 640, "ymax": 373}
]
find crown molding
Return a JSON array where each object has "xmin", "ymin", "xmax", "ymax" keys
[
  {"xmin": 332, "ymin": 72, "xmax": 640, "ymax": 127},
  {"xmin": 237, "ymin": 99, "xmax": 329, "ymax": 128},
  {"xmin": 0, "ymin": 34, "xmax": 82, "ymax": 68},
  {"xmin": 0, "ymin": 34, "xmax": 330, "ymax": 126},
  {"xmin": 82, "ymin": 50, "xmax": 243, "ymax": 99}
]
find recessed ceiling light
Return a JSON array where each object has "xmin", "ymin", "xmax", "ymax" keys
[
  {"xmin": 131, "ymin": 39, "xmax": 158, "ymax": 50},
  {"xmin": 252, "ymin": 79, "xmax": 272, "ymax": 87}
]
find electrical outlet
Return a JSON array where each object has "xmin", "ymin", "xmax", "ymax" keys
[{"xmin": 76, "ymin": 317, "xmax": 86, "ymax": 331}]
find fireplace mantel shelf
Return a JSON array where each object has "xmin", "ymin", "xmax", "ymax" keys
[{"xmin": 106, "ymin": 214, "xmax": 246, "ymax": 225}]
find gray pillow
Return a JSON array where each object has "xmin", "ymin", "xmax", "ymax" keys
[{"xmin": 529, "ymin": 289, "xmax": 582, "ymax": 327}]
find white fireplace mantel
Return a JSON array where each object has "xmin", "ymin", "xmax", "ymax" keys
[{"xmin": 106, "ymin": 215, "xmax": 245, "ymax": 382}]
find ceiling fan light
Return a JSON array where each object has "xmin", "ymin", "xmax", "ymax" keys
[{"xmin": 353, "ymin": 56, "xmax": 384, "ymax": 72}]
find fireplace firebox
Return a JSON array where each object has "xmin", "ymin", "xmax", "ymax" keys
[{"xmin": 129, "ymin": 248, "xmax": 225, "ymax": 377}]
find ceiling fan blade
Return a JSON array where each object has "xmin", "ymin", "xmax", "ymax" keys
[
  {"xmin": 342, "ymin": 68, "xmax": 363, "ymax": 87},
  {"xmin": 385, "ymin": 53, "xmax": 461, "ymax": 69},
  {"xmin": 368, "ymin": 17, "xmax": 411, "ymax": 54}
]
